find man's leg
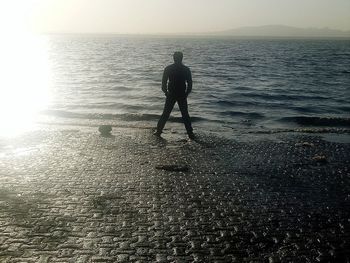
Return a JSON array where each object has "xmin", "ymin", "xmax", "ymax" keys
[
  {"xmin": 156, "ymin": 96, "xmax": 176, "ymax": 134},
  {"xmin": 177, "ymin": 98, "xmax": 193, "ymax": 135}
]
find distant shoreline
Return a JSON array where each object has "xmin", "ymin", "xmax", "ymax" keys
[
  {"xmin": 40, "ymin": 33, "xmax": 350, "ymax": 40},
  {"xmin": 38, "ymin": 25, "xmax": 350, "ymax": 39}
]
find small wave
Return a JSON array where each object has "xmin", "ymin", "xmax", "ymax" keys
[
  {"xmin": 217, "ymin": 100, "xmax": 236, "ymax": 106},
  {"xmin": 337, "ymin": 106, "xmax": 350, "ymax": 111},
  {"xmin": 288, "ymin": 106, "xmax": 319, "ymax": 113},
  {"xmin": 217, "ymin": 100, "xmax": 260, "ymax": 107},
  {"xmin": 279, "ymin": 116, "xmax": 350, "ymax": 127},
  {"xmin": 111, "ymin": 86, "xmax": 132, "ymax": 91},
  {"xmin": 219, "ymin": 111, "xmax": 265, "ymax": 119},
  {"xmin": 247, "ymin": 127, "xmax": 350, "ymax": 134},
  {"xmin": 238, "ymin": 92, "xmax": 328, "ymax": 101},
  {"xmin": 71, "ymin": 103, "xmax": 151, "ymax": 111},
  {"xmin": 42, "ymin": 110, "xmax": 206, "ymax": 123},
  {"xmin": 217, "ymin": 100, "xmax": 271, "ymax": 108}
]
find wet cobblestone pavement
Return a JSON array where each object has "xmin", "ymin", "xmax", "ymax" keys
[{"xmin": 0, "ymin": 127, "xmax": 349, "ymax": 262}]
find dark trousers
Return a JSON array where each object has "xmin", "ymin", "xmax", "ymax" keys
[{"xmin": 157, "ymin": 96, "xmax": 193, "ymax": 133}]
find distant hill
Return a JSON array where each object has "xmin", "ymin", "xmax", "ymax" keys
[{"xmin": 211, "ymin": 25, "xmax": 350, "ymax": 38}]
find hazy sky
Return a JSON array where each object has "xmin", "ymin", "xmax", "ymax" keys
[{"xmin": 1, "ymin": 0, "xmax": 350, "ymax": 34}]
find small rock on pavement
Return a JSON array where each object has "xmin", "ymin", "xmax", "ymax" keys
[
  {"xmin": 98, "ymin": 125, "xmax": 112, "ymax": 135},
  {"xmin": 155, "ymin": 164, "xmax": 189, "ymax": 172},
  {"xmin": 295, "ymin": 142, "xmax": 315, "ymax": 147},
  {"xmin": 312, "ymin": 154, "xmax": 327, "ymax": 164}
]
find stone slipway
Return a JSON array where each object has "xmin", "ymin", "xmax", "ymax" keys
[{"xmin": 0, "ymin": 126, "xmax": 349, "ymax": 262}]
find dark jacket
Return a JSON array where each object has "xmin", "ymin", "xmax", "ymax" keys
[{"xmin": 162, "ymin": 63, "xmax": 192, "ymax": 98}]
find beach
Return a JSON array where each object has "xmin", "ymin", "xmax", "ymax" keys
[{"xmin": 0, "ymin": 125, "xmax": 349, "ymax": 262}]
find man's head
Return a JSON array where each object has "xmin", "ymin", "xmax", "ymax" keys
[{"xmin": 173, "ymin": 52, "xmax": 183, "ymax": 64}]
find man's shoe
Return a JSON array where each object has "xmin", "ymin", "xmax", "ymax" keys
[{"xmin": 188, "ymin": 132, "xmax": 195, "ymax": 140}]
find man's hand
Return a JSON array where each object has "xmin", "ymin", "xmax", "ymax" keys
[{"xmin": 162, "ymin": 86, "xmax": 168, "ymax": 97}]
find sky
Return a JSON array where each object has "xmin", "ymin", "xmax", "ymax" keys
[{"xmin": 1, "ymin": 0, "xmax": 349, "ymax": 34}]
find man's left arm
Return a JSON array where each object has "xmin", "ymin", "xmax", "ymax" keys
[{"xmin": 162, "ymin": 67, "xmax": 169, "ymax": 96}]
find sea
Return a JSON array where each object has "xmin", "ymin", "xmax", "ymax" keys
[{"xmin": 2, "ymin": 35, "xmax": 350, "ymax": 139}]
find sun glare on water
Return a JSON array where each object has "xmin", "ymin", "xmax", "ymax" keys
[
  {"xmin": 0, "ymin": 1, "xmax": 50, "ymax": 139},
  {"xmin": 0, "ymin": 34, "xmax": 51, "ymax": 137},
  {"xmin": 0, "ymin": 1, "xmax": 52, "ymax": 137}
]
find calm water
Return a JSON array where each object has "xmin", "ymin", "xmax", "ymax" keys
[{"xmin": 44, "ymin": 36, "xmax": 350, "ymax": 135}]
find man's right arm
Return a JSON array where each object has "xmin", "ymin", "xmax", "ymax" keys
[
  {"xmin": 161, "ymin": 67, "xmax": 168, "ymax": 95},
  {"xmin": 186, "ymin": 68, "xmax": 192, "ymax": 97}
]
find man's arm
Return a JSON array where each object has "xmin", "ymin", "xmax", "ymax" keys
[
  {"xmin": 186, "ymin": 68, "xmax": 192, "ymax": 96},
  {"xmin": 161, "ymin": 67, "xmax": 168, "ymax": 95}
]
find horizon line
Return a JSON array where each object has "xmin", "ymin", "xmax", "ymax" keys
[{"xmin": 29, "ymin": 24, "xmax": 350, "ymax": 36}]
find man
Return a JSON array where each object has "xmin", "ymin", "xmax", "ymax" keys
[{"xmin": 154, "ymin": 52, "xmax": 195, "ymax": 139}]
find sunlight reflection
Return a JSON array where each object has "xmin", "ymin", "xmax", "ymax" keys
[{"xmin": 0, "ymin": 34, "xmax": 51, "ymax": 137}]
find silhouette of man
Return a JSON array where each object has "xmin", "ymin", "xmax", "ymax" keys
[{"xmin": 154, "ymin": 52, "xmax": 195, "ymax": 139}]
